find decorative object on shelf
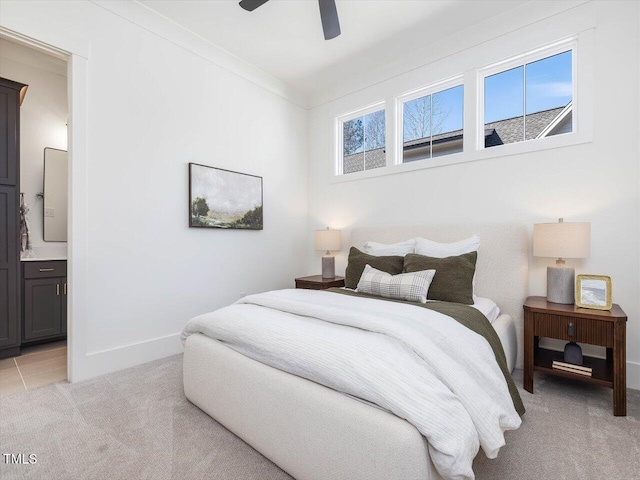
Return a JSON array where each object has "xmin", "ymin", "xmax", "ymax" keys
[
  {"xmin": 189, "ymin": 163, "xmax": 263, "ymax": 230},
  {"xmin": 315, "ymin": 227, "xmax": 341, "ymax": 278},
  {"xmin": 533, "ymin": 218, "xmax": 590, "ymax": 304},
  {"xmin": 552, "ymin": 359, "xmax": 592, "ymax": 377},
  {"xmin": 563, "ymin": 340, "xmax": 583, "ymax": 365},
  {"xmin": 575, "ymin": 274, "xmax": 612, "ymax": 310}
]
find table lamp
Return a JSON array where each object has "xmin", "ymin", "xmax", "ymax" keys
[
  {"xmin": 315, "ymin": 228, "xmax": 341, "ymax": 278},
  {"xmin": 533, "ymin": 218, "xmax": 591, "ymax": 304}
]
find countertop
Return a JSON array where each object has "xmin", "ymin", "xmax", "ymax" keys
[{"xmin": 20, "ymin": 257, "xmax": 67, "ymax": 262}]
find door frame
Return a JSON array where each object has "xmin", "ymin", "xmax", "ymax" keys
[{"xmin": 0, "ymin": 26, "xmax": 88, "ymax": 382}]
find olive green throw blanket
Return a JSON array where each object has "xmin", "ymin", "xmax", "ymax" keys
[{"xmin": 329, "ymin": 288, "xmax": 525, "ymax": 416}]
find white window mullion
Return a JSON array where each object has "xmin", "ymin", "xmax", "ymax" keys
[
  {"xmin": 429, "ymin": 94, "xmax": 433, "ymax": 159},
  {"xmin": 522, "ymin": 64, "xmax": 527, "ymax": 142}
]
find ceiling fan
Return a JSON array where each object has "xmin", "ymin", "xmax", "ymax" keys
[{"xmin": 239, "ymin": 0, "xmax": 341, "ymax": 40}]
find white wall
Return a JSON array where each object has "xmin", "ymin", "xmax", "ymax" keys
[
  {"xmin": 0, "ymin": 0, "xmax": 309, "ymax": 380},
  {"xmin": 307, "ymin": 1, "xmax": 640, "ymax": 388},
  {"xmin": 0, "ymin": 38, "xmax": 67, "ymax": 256}
]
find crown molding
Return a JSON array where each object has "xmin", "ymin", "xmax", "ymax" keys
[{"xmin": 90, "ymin": 0, "xmax": 308, "ymax": 109}]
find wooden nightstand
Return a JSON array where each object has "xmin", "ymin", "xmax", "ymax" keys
[
  {"xmin": 295, "ymin": 275, "xmax": 345, "ymax": 290},
  {"xmin": 523, "ymin": 296, "xmax": 627, "ymax": 416}
]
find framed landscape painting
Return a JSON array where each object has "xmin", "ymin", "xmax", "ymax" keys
[{"xmin": 189, "ymin": 163, "xmax": 263, "ymax": 230}]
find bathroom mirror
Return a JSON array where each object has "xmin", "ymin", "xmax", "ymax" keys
[{"xmin": 43, "ymin": 148, "xmax": 68, "ymax": 242}]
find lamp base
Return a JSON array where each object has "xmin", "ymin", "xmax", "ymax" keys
[
  {"xmin": 321, "ymin": 256, "xmax": 335, "ymax": 279},
  {"xmin": 547, "ymin": 265, "xmax": 575, "ymax": 304}
]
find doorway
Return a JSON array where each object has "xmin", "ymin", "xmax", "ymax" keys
[{"xmin": 0, "ymin": 34, "xmax": 72, "ymax": 394}]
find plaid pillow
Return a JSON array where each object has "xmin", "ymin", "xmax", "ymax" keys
[{"xmin": 356, "ymin": 264, "xmax": 436, "ymax": 303}]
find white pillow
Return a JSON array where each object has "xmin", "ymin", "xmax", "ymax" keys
[
  {"xmin": 363, "ymin": 239, "xmax": 415, "ymax": 257},
  {"xmin": 414, "ymin": 234, "xmax": 480, "ymax": 258},
  {"xmin": 356, "ymin": 264, "xmax": 435, "ymax": 303},
  {"xmin": 471, "ymin": 297, "xmax": 501, "ymax": 323}
]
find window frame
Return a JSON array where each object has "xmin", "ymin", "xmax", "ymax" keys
[
  {"xmin": 477, "ymin": 37, "xmax": 578, "ymax": 151},
  {"xmin": 335, "ymin": 102, "xmax": 387, "ymax": 176},
  {"xmin": 331, "ymin": 33, "xmax": 592, "ymax": 183},
  {"xmin": 395, "ymin": 76, "xmax": 465, "ymax": 167}
]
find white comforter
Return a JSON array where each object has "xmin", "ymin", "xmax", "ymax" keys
[{"xmin": 182, "ymin": 289, "xmax": 521, "ymax": 480}]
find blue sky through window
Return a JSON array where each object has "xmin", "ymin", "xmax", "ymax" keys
[
  {"xmin": 485, "ymin": 50, "xmax": 572, "ymax": 124},
  {"xmin": 525, "ymin": 51, "xmax": 572, "ymax": 114},
  {"xmin": 434, "ymin": 85, "xmax": 463, "ymax": 135}
]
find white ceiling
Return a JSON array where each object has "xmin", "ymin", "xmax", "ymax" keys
[{"xmin": 138, "ymin": 0, "xmax": 529, "ymax": 103}]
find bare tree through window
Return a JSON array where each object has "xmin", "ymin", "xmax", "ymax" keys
[{"xmin": 342, "ymin": 109, "xmax": 386, "ymax": 174}]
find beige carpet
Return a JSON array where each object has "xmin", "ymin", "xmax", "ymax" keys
[{"xmin": 0, "ymin": 355, "xmax": 638, "ymax": 480}]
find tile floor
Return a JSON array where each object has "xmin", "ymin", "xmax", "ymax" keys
[{"xmin": 0, "ymin": 341, "xmax": 67, "ymax": 397}]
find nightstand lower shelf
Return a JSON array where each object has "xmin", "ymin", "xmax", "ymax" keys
[{"xmin": 534, "ymin": 348, "xmax": 613, "ymax": 388}]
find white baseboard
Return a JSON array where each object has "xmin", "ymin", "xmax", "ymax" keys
[
  {"xmin": 628, "ymin": 360, "xmax": 640, "ymax": 391},
  {"xmin": 71, "ymin": 333, "xmax": 184, "ymax": 382}
]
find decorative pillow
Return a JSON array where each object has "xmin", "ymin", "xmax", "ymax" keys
[
  {"xmin": 403, "ymin": 252, "xmax": 477, "ymax": 305},
  {"xmin": 414, "ymin": 235, "xmax": 480, "ymax": 258},
  {"xmin": 363, "ymin": 239, "xmax": 416, "ymax": 257},
  {"xmin": 344, "ymin": 247, "xmax": 404, "ymax": 289},
  {"xmin": 414, "ymin": 235, "xmax": 480, "ymax": 300},
  {"xmin": 356, "ymin": 265, "xmax": 436, "ymax": 303}
]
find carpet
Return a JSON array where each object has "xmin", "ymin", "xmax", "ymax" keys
[{"xmin": 0, "ymin": 355, "xmax": 638, "ymax": 480}]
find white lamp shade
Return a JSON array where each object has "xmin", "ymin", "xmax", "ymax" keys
[
  {"xmin": 533, "ymin": 221, "xmax": 591, "ymax": 259},
  {"xmin": 315, "ymin": 228, "xmax": 341, "ymax": 252}
]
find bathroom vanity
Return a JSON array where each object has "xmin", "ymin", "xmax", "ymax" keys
[{"xmin": 21, "ymin": 259, "xmax": 67, "ymax": 344}]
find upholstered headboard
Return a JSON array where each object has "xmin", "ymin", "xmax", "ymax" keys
[{"xmin": 350, "ymin": 224, "xmax": 529, "ymax": 334}]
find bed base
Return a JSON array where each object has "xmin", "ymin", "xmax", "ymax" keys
[{"xmin": 183, "ymin": 333, "xmax": 443, "ymax": 480}]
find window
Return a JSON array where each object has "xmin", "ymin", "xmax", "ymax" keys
[
  {"xmin": 399, "ymin": 84, "xmax": 463, "ymax": 163},
  {"xmin": 483, "ymin": 49, "xmax": 573, "ymax": 148},
  {"xmin": 339, "ymin": 107, "xmax": 386, "ymax": 174},
  {"xmin": 333, "ymin": 38, "xmax": 583, "ymax": 180}
]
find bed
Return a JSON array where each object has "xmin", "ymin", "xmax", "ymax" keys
[{"xmin": 183, "ymin": 224, "xmax": 529, "ymax": 480}]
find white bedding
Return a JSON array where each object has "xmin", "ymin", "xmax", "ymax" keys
[
  {"xmin": 344, "ymin": 287, "xmax": 501, "ymax": 323},
  {"xmin": 182, "ymin": 289, "xmax": 521, "ymax": 480}
]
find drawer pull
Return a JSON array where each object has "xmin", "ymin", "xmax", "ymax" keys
[
  {"xmin": 39, "ymin": 268, "xmax": 55, "ymax": 272},
  {"xmin": 568, "ymin": 322, "xmax": 574, "ymax": 337}
]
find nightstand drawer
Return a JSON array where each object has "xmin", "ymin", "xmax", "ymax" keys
[
  {"xmin": 295, "ymin": 280, "xmax": 323, "ymax": 290},
  {"xmin": 532, "ymin": 313, "xmax": 613, "ymax": 347}
]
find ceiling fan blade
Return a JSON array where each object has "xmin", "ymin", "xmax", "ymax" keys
[
  {"xmin": 318, "ymin": 0, "xmax": 341, "ymax": 40},
  {"xmin": 239, "ymin": 0, "xmax": 270, "ymax": 12}
]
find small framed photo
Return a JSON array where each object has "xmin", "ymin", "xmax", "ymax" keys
[{"xmin": 575, "ymin": 275, "xmax": 612, "ymax": 310}]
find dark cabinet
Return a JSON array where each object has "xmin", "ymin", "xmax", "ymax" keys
[
  {"xmin": 0, "ymin": 78, "xmax": 21, "ymax": 185},
  {"xmin": 22, "ymin": 261, "xmax": 67, "ymax": 343},
  {"xmin": 0, "ymin": 186, "xmax": 19, "ymax": 350},
  {"xmin": 0, "ymin": 77, "xmax": 26, "ymax": 358}
]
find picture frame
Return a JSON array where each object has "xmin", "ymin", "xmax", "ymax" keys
[
  {"xmin": 189, "ymin": 163, "xmax": 263, "ymax": 230},
  {"xmin": 575, "ymin": 274, "xmax": 612, "ymax": 310}
]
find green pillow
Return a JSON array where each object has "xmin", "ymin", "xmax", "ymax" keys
[
  {"xmin": 344, "ymin": 247, "xmax": 404, "ymax": 289},
  {"xmin": 403, "ymin": 251, "xmax": 477, "ymax": 305}
]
